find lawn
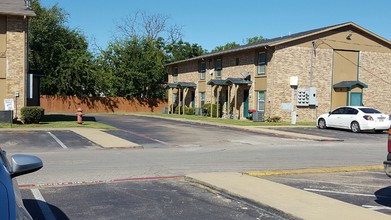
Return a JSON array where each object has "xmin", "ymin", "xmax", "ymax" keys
[{"xmin": 0, "ymin": 114, "xmax": 116, "ymax": 129}]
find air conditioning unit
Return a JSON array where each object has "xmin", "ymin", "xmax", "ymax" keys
[{"xmin": 253, "ymin": 111, "xmax": 264, "ymax": 122}]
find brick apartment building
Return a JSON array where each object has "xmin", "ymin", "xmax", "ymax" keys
[
  {"xmin": 0, "ymin": 0, "xmax": 35, "ymax": 118},
  {"xmin": 165, "ymin": 22, "xmax": 391, "ymax": 122}
]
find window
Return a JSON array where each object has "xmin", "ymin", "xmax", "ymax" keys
[
  {"xmin": 215, "ymin": 59, "xmax": 222, "ymax": 79},
  {"xmin": 199, "ymin": 61, "xmax": 206, "ymax": 80},
  {"xmin": 235, "ymin": 58, "xmax": 240, "ymax": 66},
  {"xmin": 257, "ymin": 52, "xmax": 266, "ymax": 75},
  {"xmin": 257, "ymin": 91, "xmax": 265, "ymax": 112},
  {"xmin": 331, "ymin": 107, "xmax": 346, "ymax": 114},
  {"xmin": 173, "ymin": 67, "xmax": 178, "ymax": 83},
  {"xmin": 199, "ymin": 92, "xmax": 205, "ymax": 107}
]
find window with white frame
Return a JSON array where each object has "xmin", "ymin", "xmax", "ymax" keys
[
  {"xmin": 215, "ymin": 59, "xmax": 222, "ymax": 79},
  {"xmin": 173, "ymin": 66, "xmax": 178, "ymax": 83},
  {"xmin": 257, "ymin": 52, "xmax": 266, "ymax": 75},
  {"xmin": 257, "ymin": 91, "xmax": 265, "ymax": 112},
  {"xmin": 199, "ymin": 61, "xmax": 206, "ymax": 80},
  {"xmin": 199, "ymin": 92, "xmax": 205, "ymax": 107}
]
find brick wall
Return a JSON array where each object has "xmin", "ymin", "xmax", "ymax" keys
[
  {"xmin": 266, "ymin": 46, "xmax": 333, "ymax": 121},
  {"xmin": 360, "ymin": 51, "xmax": 391, "ymax": 114},
  {"xmin": 5, "ymin": 16, "xmax": 27, "ymax": 118}
]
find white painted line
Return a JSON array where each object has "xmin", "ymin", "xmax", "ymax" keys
[
  {"xmin": 47, "ymin": 132, "xmax": 68, "ymax": 149},
  {"xmin": 304, "ymin": 188, "xmax": 387, "ymax": 198},
  {"xmin": 31, "ymin": 188, "xmax": 56, "ymax": 220},
  {"xmin": 362, "ymin": 205, "xmax": 391, "ymax": 211}
]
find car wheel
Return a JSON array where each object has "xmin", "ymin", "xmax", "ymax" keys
[
  {"xmin": 318, "ymin": 118, "xmax": 327, "ymax": 129},
  {"xmin": 351, "ymin": 121, "xmax": 361, "ymax": 133}
]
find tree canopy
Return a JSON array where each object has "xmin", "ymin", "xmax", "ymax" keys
[{"xmin": 28, "ymin": 2, "xmax": 266, "ymax": 99}]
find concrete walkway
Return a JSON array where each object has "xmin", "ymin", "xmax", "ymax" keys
[
  {"xmin": 69, "ymin": 128, "xmax": 142, "ymax": 149},
  {"xmin": 187, "ymin": 172, "xmax": 391, "ymax": 220}
]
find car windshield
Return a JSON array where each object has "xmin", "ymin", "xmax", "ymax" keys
[{"xmin": 358, "ymin": 108, "xmax": 381, "ymax": 114}]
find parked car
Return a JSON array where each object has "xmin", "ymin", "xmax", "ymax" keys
[
  {"xmin": 317, "ymin": 106, "xmax": 390, "ymax": 133},
  {"xmin": 383, "ymin": 128, "xmax": 391, "ymax": 177},
  {"xmin": 0, "ymin": 149, "xmax": 43, "ymax": 220}
]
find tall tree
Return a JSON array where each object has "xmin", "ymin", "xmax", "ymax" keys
[
  {"xmin": 29, "ymin": 0, "xmax": 99, "ymax": 96},
  {"xmin": 165, "ymin": 39, "xmax": 206, "ymax": 62},
  {"xmin": 97, "ymin": 36, "xmax": 167, "ymax": 98},
  {"xmin": 211, "ymin": 42, "xmax": 241, "ymax": 53},
  {"xmin": 245, "ymin": 36, "xmax": 267, "ymax": 45}
]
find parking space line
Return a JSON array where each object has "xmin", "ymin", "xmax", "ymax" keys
[
  {"xmin": 304, "ymin": 188, "xmax": 389, "ymax": 198},
  {"xmin": 123, "ymin": 129, "xmax": 168, "ymax": 145},
  {"xmin": 31, "ymin": 188, "xmax": 56, "ymax": 220},
  {"xmin": 47, "ymin": 132, "xmax": 68, "ymax": 149}
]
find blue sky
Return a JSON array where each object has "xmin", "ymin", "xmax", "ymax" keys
[{"xmin": 39, "ymin": 0, "xmax": 391, "ymax": 52}]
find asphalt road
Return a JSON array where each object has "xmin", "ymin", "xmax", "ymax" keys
[
  {"xmin": 1, "ymin": 114, "xmax": 389, "ymax": 219},
  {"xmin": 21, "ymin": 178, "xmax": 294, "ymax": 220}
]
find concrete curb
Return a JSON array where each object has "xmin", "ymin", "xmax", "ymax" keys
[
  {"xmin": 245, "ymin": 165, "xmax": 383, "ymax": 177},
  {"xmin": 186, "ymin": 172, "xmax": 391, "ymax": 220}
]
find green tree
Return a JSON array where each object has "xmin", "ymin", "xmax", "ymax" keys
[
  {"xmin": 245, "ymin": 36, "xmax": 267, "ymax": 45},
  {"xmin": 165, "ymin": 39, "xmax": 206, "ymax": 62},
  {"xmin": 29, "ymin": 0, "xmax": 99, "ymax": 96},
  {"xmin": 211, "ymin": 42, "xmax": 241, "ymax": 53},
  {"xmin": 97, "ymin": 36, "xmax": 167, "ymax": 98}
]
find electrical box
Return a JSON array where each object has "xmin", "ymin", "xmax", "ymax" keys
[
  {"xmin": 309, "ymin": 87, "xmax": 318, "ymax": 106},
  {"xmin": 296, "ymin": 88, "xmax": 309, "ymax": 106}
]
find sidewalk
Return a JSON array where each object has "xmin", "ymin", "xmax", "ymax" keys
[
  {"xmin": 69, "ymin": 128, "xmax": 142, "ymax": 149},
  {"xmin": 187, "ymin": 172, "xmax": 391, "ymax": 220}
]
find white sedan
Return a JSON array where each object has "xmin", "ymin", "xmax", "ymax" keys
[{"xmin": 317, "ymin": 106, "xmax": 390, "ymax": 133}]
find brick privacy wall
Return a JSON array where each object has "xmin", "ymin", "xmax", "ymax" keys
[
  {"xmin": 6, "ymin": 16, "xmax": 26, "ymax": 118},
  {"xmin": 40, "ymin": 95, "xmax": 168, "ymax": 113},
  {"xmin": 267, "ymin": 46, "xmax": 333, "ymax": 121},
  {"xmin": 360, "ymin": 51, "xmax": 391, "ymax": 114}
]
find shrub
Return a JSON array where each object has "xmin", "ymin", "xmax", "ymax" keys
[
  {"xmin": 266, "ymin": 116, "xmax": 281, "ymax": 123},
  {"xmin": 21, "ymin": 106, "xmax": 45, "ymax": 124},
  {"xmin": 184, "ymin": 106, "xmax": 195, "ymax": 115},
  {"xmin": 201, "ymin": 103, "xmax": 223, "ymax": 117}
]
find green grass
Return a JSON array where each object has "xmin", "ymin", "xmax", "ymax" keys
[
  {"xmin": 0, "ymin": 114, "xmax": 116, "ymax": 130},
  {"xmin": 139, "ymin": 113, "xmax": 316, "ymax": 127}
]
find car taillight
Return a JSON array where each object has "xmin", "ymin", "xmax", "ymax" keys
[
  {"xmin": 363, "ymin": 115, "xmax": 374, "ymax": 121},
  {"xmin": 388, "ymin": 129, "xmax": 391, "ymax": 153}
]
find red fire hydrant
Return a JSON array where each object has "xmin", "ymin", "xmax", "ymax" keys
[{"xmin": 76, "ymin": 107, "xmax": 83, "ymax": 124}]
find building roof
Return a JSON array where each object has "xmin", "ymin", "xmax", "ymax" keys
[
  {"xmin": 333, "ymin": 81, "xmax": 368, "ymax": 89},
  {"xmin": 0, "ymin": 0, "xmax": 35, "ymax": 17},
  {"xmin": 166, "ymin": 22, "xmax": 391, "ymax": 66},
  {"xmin": 166, "ymin": 82, "xmax": 197, "ymax": 89},
  {"xmin": 207, "ymin": 78, "xmax": 252, "ymax": 86}
]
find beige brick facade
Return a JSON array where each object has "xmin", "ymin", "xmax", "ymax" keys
[
  {"xmin": 166, "ymin": 23, "xmax": 391, "ymax": 122},
  {"xmin": 0, "ymin": 15, "xmax": 30, "ymax": 118}
]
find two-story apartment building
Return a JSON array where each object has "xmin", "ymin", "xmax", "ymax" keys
[
  {"xmin": 0, "ymin": 0, "xmax": 35, "ymax": 119},
  {"xmin": 166, "ymin": 22, "xmax": 391, "ymax": 122}
]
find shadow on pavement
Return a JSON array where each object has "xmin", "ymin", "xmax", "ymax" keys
[
  {"xmin": 24, "ymin": 199, "xmax": 70, "ymax": 220},
  {"xmin": 42, "ymin": 114, "xmax": 96, "ymax": 122},
  {"xmin": 375, "ymin": 186, "xmax": 391, "ymax": 207}
]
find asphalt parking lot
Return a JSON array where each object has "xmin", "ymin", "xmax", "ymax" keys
[
  {"xmin": 21, "ymin": 178, "xmax": 294, "ymax": 220},
  {"xmin": 262, "ymin": 170, "xmax": 391, "ymax": 216},
  {"xmin": 266, "ymin": 126, "xmax": 389, "ymax": 142},
  {"xmin": 0, "ymin": 130, "xmax": 98, "ymax": 152}
]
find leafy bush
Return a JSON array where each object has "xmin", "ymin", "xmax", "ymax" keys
[
  {"xmin": 266, "ymin": 116, "xmax": 281, "ymax": 123},
  {"xmin": 21, "ymin": 106, "xmax": 45, "ymax": 124},
  {"xmin": 184, "ymin": 106, "xmax": 195, "ymax": 115},
  {"xmin": 202, "ymin": 103, "xmax": 223, "ymax": 117}
]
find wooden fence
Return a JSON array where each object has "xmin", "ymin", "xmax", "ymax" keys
[{"xmin": 40, "ymin": 95, "xmax": 168, "ymax": 113}]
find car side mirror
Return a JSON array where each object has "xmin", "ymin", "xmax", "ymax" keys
[{"xmin": 10, "ymin": 154, "xmax": 43, "ymax": 178}]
